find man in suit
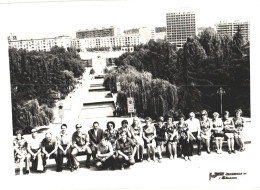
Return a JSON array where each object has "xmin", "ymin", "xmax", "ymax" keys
[{"xmin": 88, "ymin": 121, "xmax": 104, "ymax": 162}]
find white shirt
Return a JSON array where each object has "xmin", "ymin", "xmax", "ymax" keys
[
  {"xmin": 29, "ymin": 136, "xmax": 41, "ymax": 150},
  {"xmin": 185, "ymin": 118, "xmax": 200, "ymax": 133}
]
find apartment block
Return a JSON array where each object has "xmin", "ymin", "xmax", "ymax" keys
[
  {"xmin": 76, "ymin": 26, "xmax": 122, "ymax": 39},
  {"xmin": 216, "ymin": 21, "xmax": 250, "ymax": 41},
  {"xmin": 8, "ymin": 35, "xmax": 71, "ymax": 52},
  {"xmin": 166, "ymin": 10, "xmax": 196, "ymax": 48}
]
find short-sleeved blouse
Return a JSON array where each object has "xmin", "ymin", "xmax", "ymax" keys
[
  {"xmin": 130, "ymin": 124, "xmax": 142, "ymax": 136},
  {"xmin": 212, "ymin": 118, "xmax": 223, "ymax": 131},
  {"xmin": 13, "ymin": 137, "xmax": 27, "ymax": 152},
  {"xmin": 104, "ymin": 129, "xmax": 117, "ymax": 145},
  {"xmin": 155, "ymin": 123, "xmax": 167, "ymax": 141},
  {"xmin": 233, "ymin": 117, "xmax": 244, "ymax": 131},
  {"xmin": 176, "ymin": 123, "xmax": 189, "ymax": 140},
  {"xmin": 143, "ymin": 124, "xmax": 156, "ymax": 138},
  {"xmin": 200, "ymin": 119, "xmax": 212, "ymax": 135}
]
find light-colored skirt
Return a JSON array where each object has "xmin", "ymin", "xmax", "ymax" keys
[
  {"xmin": 225, "ymin": 133, "xmax": 234, "ymax": 138},
  {"xmin": 234, "ymin": 131, "xmax": 244, "ymax": 138},
  {"xmin": 133, "ymin": 136, "xmax": 144, "ymax": 146},
  {"xmin": 201, "ymin": 132, "xmax": 211, "ymax": 140}
]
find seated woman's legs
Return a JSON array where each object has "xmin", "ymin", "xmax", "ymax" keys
[
  {"xmin": 157, "ymin": 144, "xmax": 163, "ymax": 159},
  {"xmin": 146, "ymin": 146, "xmax": 151, "ymax": 161},
  {"xmin": 167, "ymin": 143, "xmax": 173, "ymax": 159},
  {"xmin": 172, "ymin": 143, "xmax": 177, "ymax": 159},
  {"xmin": 238, "ymin": 136, "xmax": 245, "ymax": 151},
  {"xmin": 149, "ymin": 145, "xmax": 155, "ymax": 161}
]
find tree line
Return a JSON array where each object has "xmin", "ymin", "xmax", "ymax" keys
[
  {"xmin": 104, "ymin": 65, "xmax": 178, "ymax": 118},
  {"xmin": 112, "ymin": 27, "xmax": 250, "ymax": 118},
  {"xmin": 9, "ymin": 46, "xmax": 85, "ymax": 134}
]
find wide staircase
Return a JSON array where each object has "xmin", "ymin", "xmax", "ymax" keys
[{"xmin": 79, "ymin": 76, "xmax": 116, "ymax": 119}]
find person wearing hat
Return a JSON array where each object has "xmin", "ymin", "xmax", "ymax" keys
[
  {"xmin": 26, "ymin": 128, "xmax": 44, "ymax": 173},
  {"xmin": 88, "ymin": 121, "xmax": 104, "ymax": 162},
  {"xmin": 200, "ymin": 110, "xmax": 213, "ymax": 154},
  {"xmin": 211, "ymin": 112, "xmax": 224, "ymax": 154},
  {"xmin": 129, "ymin": 117, "xmax": 144, "ymax": 162},
  {"xmin": 71, "ymin": 124, "xmax": 92, "ymax": 171},
  {"xmin": 13, "ymin": 130, "xmax": 28, "ymax": 175},
  {"xmin": 41, "ymin": 132, "xmax": 58, "ymax": 173},
  {"xmin": 56, "ymin": 124, "xmax": 72, "ymax": 172},
  {"xmin": 185, "ymin": 112, "xmax": 202, "ymax": 155},
  {"xmin": 142, "ymin": 117, "xmax": 157, "ymax": 161},
  {"xmin": 233, "ymin": 109, "xmax": 245, "ymax": 152}
]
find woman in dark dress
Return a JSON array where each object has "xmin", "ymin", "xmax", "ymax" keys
[
  {"xmin": 176, "ymin": 115, "xmax": 194, "ymax": 161},
  {"xmin": 154, "ymin": 116, "xmax": 167, "ymax": 163},
  {"xmin": 142, "ymin": 117, "xmax": 156, "ymax": 162},
  {"xmin": 165, "ymin": 117, "xmax": 178, "ymax": 160},
  {"xmin": 233, "ymin": 109, "xmax": 245, "ymax": 152},
  {"xmin": 223, "ymin": 111, "xmax": 236, "ymax": 154}
]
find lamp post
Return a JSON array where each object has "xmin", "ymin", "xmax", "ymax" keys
[{"xmin": 217, "ymin": 87, "xmax": 225, "ymax": 116}]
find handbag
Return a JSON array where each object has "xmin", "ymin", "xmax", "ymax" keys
[
  {"xmin": 216, "ymin": 130, "xmax": 224, "ymax": 135},
  {"xmin": 225, "ymin": 129, "xmax": 235, "ymax": 133},
  {"xmin": 225, "ymin": 125, "xmax": 235, "ymax": 133}
]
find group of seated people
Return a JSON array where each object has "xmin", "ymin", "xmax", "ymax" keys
[{"xmin": 13, "ymin": 109, "xmax": 246, "ymax": 175}]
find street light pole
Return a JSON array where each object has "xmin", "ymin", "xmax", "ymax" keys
[{"xmin": 217, "ymin": 87, "xmax": 226, "ymax": 116}]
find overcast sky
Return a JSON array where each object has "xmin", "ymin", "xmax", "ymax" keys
[{"xmin": 0, "ymin": 0, "xmax": 256, "ymax": 39}]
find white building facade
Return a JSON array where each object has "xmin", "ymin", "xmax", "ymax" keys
[
  {"xmin": 72, "ymin": 34, "xmax": 146, "ymax": 52},
  {"xmin": 166, "ymin": 10, "xmax": 196, "ymax": 48},
  {"xmin": 8, "ymin": 35, "xmax": 71, "ymax": 52},
  {"xmin": 216, "ymin": 21, "xmax": 250, "ymax": 42}
]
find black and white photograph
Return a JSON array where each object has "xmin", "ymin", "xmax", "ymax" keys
[{"xmin": 0, "ymin": 0, "xmax": 259, "ymax": 189}]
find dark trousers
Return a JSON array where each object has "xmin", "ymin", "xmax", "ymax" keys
[
  {"xmin": 27, "ymin": 149, "xmax": 43, "ymax": 171},
  {"xmin": 57, "ymin": 146, "xmax": 72, "ymax": 171},
  {"xmin": 117, "ymin": 155, "xmax": 135, "ymax": 168},
  {"xmin": 179, "ymin": 139, "xmax": 193, "ymax": 157},
  {"xmin": 96, "ymin": 156, "xmax": 115, "ymax": 169},
  {"xmin": 90, "ymin": 145, "xmax": 98, "ymax": 160},
  {"xmin": 42, "ymin": 150, "xmax": 57, "ymax": 168},
  {"xmin": 191, "ymin": 132, "xmax": 202, "ymax": 155}
]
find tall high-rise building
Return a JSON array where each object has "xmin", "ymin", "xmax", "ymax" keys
[
  {"xmin": 215, "ymin": 21, "xmax": 250, "ymax": 42},
  {"xmin": 76, "ymin": 26, "xmax": 122, "ymax": 39},
  {"xmin": 166, "ymin": 10, "xmax": 196, "ymax": 48}
]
